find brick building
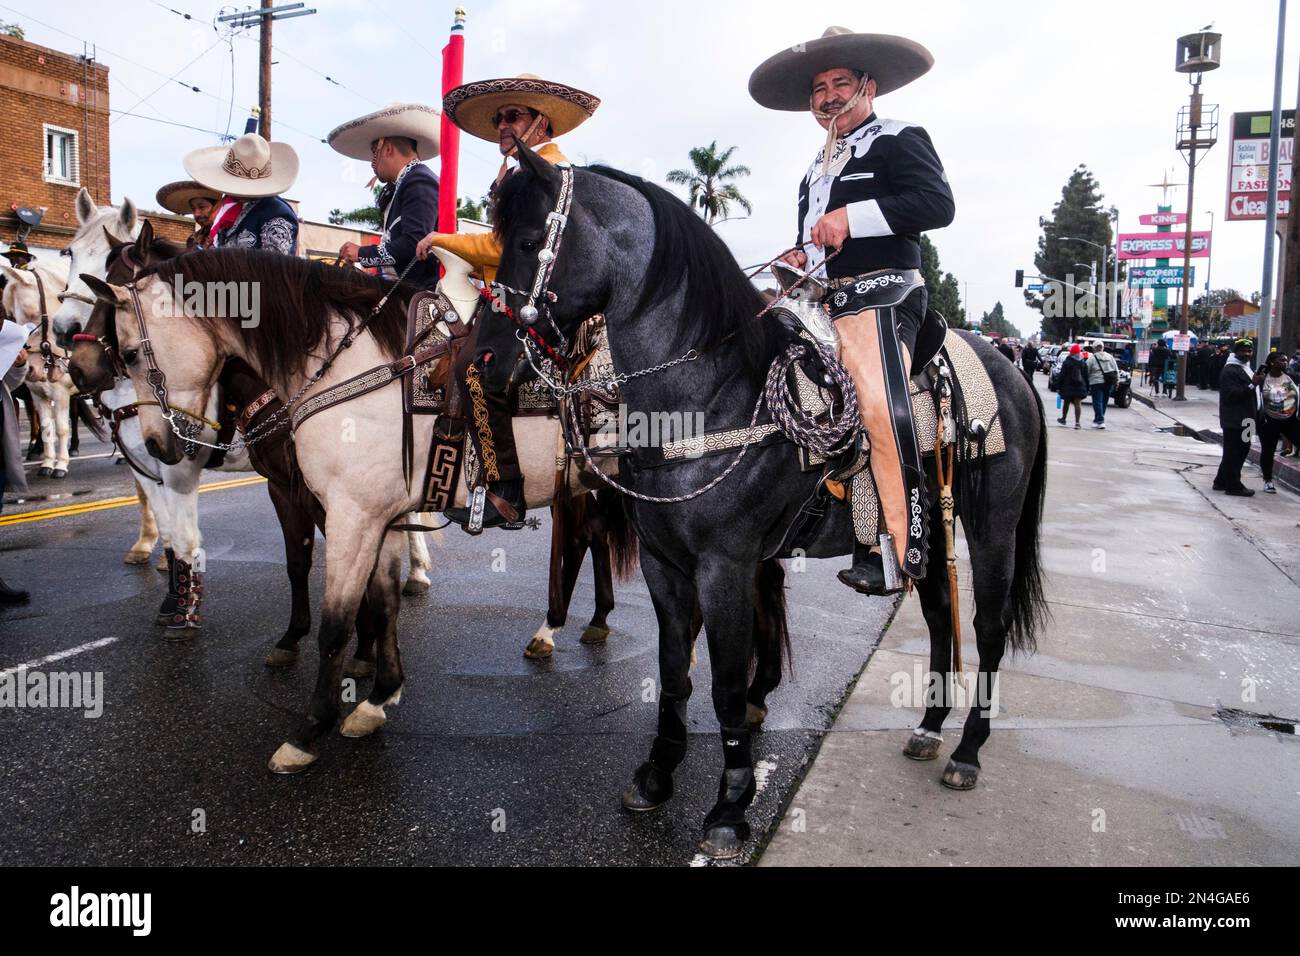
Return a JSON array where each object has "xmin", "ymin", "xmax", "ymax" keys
[{"xmin": 0, "ymin": 31, "xmax": 112, "ymax": 255}]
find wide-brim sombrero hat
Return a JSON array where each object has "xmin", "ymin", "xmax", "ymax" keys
[
  {"xmin": 327, "ymin": 103, "xmax": 441, "ymax": 161},
  {"xmin": 155, "ymin": 180, "xmax": 223, "ymax": 216},
  {"xmin": 749, "ymin": 26, "xmax": 934, "ymax": 111},
  {"xmin": 183, "ymin": 133, "xmax": 299, "ymax": 199},
  {"xmin": 442, "ymin": 73, "xmax": 600, "ymax": 142}
]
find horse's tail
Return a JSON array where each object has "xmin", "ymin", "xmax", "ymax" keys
[
  {"xmin": 1007, "ymin": 385, "xmax": 1050, "ymax": 655},
  {"xmin": 597, "ymin": 487, "xmax": 639, "ymax": 581},
  {"xmin": 753, "ymin": 558, "xmax": 792, "ymax": 676}
]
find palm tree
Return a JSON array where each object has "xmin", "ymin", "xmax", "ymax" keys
[{"xmin": 666, "ymin": 142, "xmax": 753, "ymax": 224}]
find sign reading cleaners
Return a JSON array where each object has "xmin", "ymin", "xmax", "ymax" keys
[
  {"xmin": 1117, "ymin": 232, "xmax": 1212, "ymax": 260},
  {"xmin": 1226, "ymin": 109, "xmax": 1294, "ymax": 221}
]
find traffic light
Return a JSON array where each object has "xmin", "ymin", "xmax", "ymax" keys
[{"xmin": 1014, "ymin": 269, "xmax": 1025, "ymax": 288}]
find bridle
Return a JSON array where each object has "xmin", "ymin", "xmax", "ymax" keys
[{"xmin": 120, "ymin": 279, "xmax": 206, "ymax": 459}]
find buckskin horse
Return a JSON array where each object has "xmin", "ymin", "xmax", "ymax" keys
[
  {"xmin": 78, "ymin": 244, "xmax": 706, "ymax": 774},
  {"xmin": 466, "ymin": 142, "xmax": 1049, "ymax": 859}
]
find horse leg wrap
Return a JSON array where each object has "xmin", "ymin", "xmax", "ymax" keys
[
  {"xmin": 705, "ymin": 727, "xmax": 757, "ymax": 833},
  {"xmin": 648, "ymin": 689, "xmax": 690, "ymax": 772},
  {"xmin": 156, "ymin": 548, "xmax": 180, "ymax": 625},
  {"xmin": 168, "ymin": 559, "xmax": 203, "ymax": 629}
]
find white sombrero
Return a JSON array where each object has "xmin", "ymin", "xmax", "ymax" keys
[
  {"xmin": 183, "ymin": 133, "xmax": 299, "ymax": 199},
  {"xmin": 327, "ymin": 103, "xmax": 441, "ymax": 161},
  {"xmin": 749, "ymin": 26, "xmax": 934, "ymax": 111},
  {"xmin": 155, "ymin": 180, "xmax": 222, "ymax": 216},
  {"xmin": 442, "ymin": 73, "xmax": 600, "ymax": 143}
]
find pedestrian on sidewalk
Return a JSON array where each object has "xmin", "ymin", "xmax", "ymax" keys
[
  {"xmin": 1057, "ymin": 343, "xmax": 1089, "ymax": 429},
  {"xmin": 1258, "ymin": 350, "xmax": 1300, "ymax": 493},
  {"xmin": 1214, "ymin": 339, "xmax": 1262, "ymax": 498},
  {"xmin": 1148, "ymin": 339, "xmax": 1171, "ymax": 395},
  {"xmin": 1020, "ymin": 340, "xmax": 1039, "ymax": 383},
  {"xmin": 1086, "ymin": 342, "xmax": 1118, "ymax": 428}
]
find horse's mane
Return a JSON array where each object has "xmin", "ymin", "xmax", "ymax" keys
[
  {"xmin": 137, "ymin": 249, "xmax": 411, "ymax": 385},
  {"xmin": 495, "ymin": 163, "xmax": 774, "ymax": 380}
]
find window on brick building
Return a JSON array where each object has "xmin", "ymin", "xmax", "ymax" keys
[{"xmin": 43, "ymin": 125, "xmax": 79, "ymax": 186}]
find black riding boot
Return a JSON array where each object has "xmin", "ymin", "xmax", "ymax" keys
[
  {"xmin": 0, "ymin": 576, "xmax": 30, "ymax": 605},
  {"xmin": 445, "ymin": 478, "xmax": 526, "ymax": 531},
  {"xmin": 837, "ymin": 542, "xmax": 905, "ymax": 596}
]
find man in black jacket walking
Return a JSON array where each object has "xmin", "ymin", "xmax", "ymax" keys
[{"xmin": 1214, "ymin": 339, "xmax": 1263, "ymax": 497}]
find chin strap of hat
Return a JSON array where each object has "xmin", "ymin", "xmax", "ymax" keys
[
  {"xmin": 496, "ymin": 113, "xmax": 549, "ymax": 186},
  {"xmin": 811, "ymin": 74, "xmax": 870, "ymax": 177}
]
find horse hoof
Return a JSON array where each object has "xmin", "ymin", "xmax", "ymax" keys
[
  {"xmin": 51, "ymin": 469, "xmax": 67, "ymax": 479},
  {"xmin": 343, "ymin": 657, "xmax": 375, "ymax": 679},
  {"xmin": 160, "ymin": 625, "xmax": 198, "ymax": 643},
  {"xmin": 940, "ymin": 759, "xmax": 980, "ymax": 790},
  {"xmin": 622, "ymin": 762, "xmax": 674, "ymax": 812},
  {"xmin": 37, "ymin": 466, "xmax": 52, "ymax": 477},
  {"xmin": 699, "ymin": 824, "xmax": 747, "ymax": 860},
  {"xmin": 264, "ymin": 647, "xmax": 300, "ymax": 668},
  {"xmin": 579, "ymin": 625, "xmax": 610, "ymax": 645},
  {"xmin": 340, "ymin": 701, "xmax": 386, "ymax": 738},
  {"xmin": 156, "ymin": 553, "xmax": 170, "ymax": 573},
  {"xmin": 124, "ymin": 548, "xmax": 153, "ymax": 565},
  {"xmin": 745, "ymin": 702, "xmax": 768, "ymax": 730},
  {"xmin": 903, "ymin": 730, "xmax": 943, "ymax": 761},
  {"xmin": 524, "ymin": 624, "xmax": 556, "ymax": 660},
  {"xmin": 268, "ymin": 742, "xmax": 316, "ymax": 775},
  {"xmin": 401, "ymin": 576, "xmax": 430, "ymax": 596}
]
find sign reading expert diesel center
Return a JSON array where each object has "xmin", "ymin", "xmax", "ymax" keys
[
  {"xmin": 1117, "ymin": 232, "xmax": 1212, "ymax": 260},
  {"xmin": 1227, "ymin": 109, "xmax": 1294, "ymax": 221}
]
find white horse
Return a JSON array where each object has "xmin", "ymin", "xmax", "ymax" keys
[
  {"xmin": 51, "ymin": 189, "xmax": 441, "ymax": 609},
  {"xmin": 3, "ymin": 259, "xmax": 83, "ymax": 478},
  {"xmin": 82, "ymin": 246, "xmax": 570, "ymax": 770}
]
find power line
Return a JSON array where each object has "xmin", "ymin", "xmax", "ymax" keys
[
  {"xmin": 108, "ymin": 108, "xmax": 228, "ymax": 138},
  {"xmin": 230, "ymin": 30, "xmax": 380, "ymax": 108},
  {"xmin": 110, "ymin": 36, "xmax": 224, "ymax": 125}
]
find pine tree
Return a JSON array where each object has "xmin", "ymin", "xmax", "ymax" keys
[
  {"xmin": 1027, "ymin": 165, "xmax": 1119, "ymax": 341},
  {"xmin": 921, "ymin": 235, "xmax": 967, "ymax": 328},
  {"xmin": 978, "ymin": 301, "xmax": 1021, "ymax": 339}
]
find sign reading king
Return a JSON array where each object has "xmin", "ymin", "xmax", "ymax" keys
[
  {"xmin": 1138, "ymin": 212, "xmax": 1186, "ymax": 226},
  {"xmin": 1226, "ymin": 110, "xmax": 1295, "ymax": 222},
  {"xmin": 1117, "ymin": 232, "xmax": 1212, "ymax": 259}
]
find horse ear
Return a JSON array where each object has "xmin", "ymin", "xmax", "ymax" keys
[
  {"xmin": 512, "ymin": 136, "xmax": 561, "ymax": 186},
  {"xmin": 127, "ymin": 219, "xmax": 155, "ymax": 270},
  {"xmin": 80, "ymin": 274, "xmax": 128, "ymax": 308},
  {"xmin": 119, "ymin": 197, "xmax": 139, "ymax": 236},
  {"xmin": 76, "ymin": 187, "xmax": 98, "ymax": 225},
  {"xmin": 102, "ymin": 225, "xmax": 129, "ymax": 251}
]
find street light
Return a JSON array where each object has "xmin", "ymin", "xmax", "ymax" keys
[{"xmin": 1062, "ymin": 235, "xmax": 1107, "ymax": 319}]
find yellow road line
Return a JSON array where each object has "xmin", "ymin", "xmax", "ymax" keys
[{"xmin": 0, "ymin": 475, "xmax": 267, "ymax": 527}]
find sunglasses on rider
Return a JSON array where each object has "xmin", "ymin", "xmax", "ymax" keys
[{"xmin": 492, "ymin": 108, "xmax": 539, "ymax": 128}]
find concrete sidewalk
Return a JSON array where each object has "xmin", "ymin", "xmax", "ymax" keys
[
  {"xmin": 1129, "ymin": 376, "xmax": 1300, "ymax": 493},
  {"xmin": 759, "ymin": 376, "xmax": 1300, "ymax": 866}
]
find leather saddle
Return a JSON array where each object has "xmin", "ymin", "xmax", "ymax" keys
[{"xmin": 403, "ymin": 289, "xmax": 470, "ymax": 415}]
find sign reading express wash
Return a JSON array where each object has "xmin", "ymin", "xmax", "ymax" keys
[
  {"xmin": 1117, "ymin": 232, "xmax": 1211, "ymax": 260},
  {"xmin": 1127, "ymin": 266, "xmax": 1194, "ymax": 288},
  {"xmin": 1227, "ymin": 109, "xmax": 1294, "ymax": 221}
]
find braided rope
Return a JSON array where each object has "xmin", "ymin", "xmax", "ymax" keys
[{"xmin": 764, "ymin": 340, "xmax": 860, "ymax": 459}]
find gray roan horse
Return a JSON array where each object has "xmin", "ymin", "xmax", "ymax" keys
[{"xmin": 472, "ymin": 142, "xmax": 1049, "ymax": 859}]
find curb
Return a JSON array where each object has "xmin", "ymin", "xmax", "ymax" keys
[{"xmin": 1131, "ymin": 389, "xmax": 1300, "ymax": 493}]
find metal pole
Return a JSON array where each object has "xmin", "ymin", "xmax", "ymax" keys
[
  {"xmin": 1176, "ymin": 78, "xmax": 1198, "ymax": 401},
  {"xmin": 1259, "ymin": 0, "xmax": 1288, "ymax": 354},
  {"xmin": 258, "ymin": 0, "xmax": 273, "ymax": 139},
  {"xmin": 1111, "ymin": 209, "xmax": 1120, "ymax": 323},
  {"xmin": 1205, "ymin": 210, "xmax": 1214, "ymax": 293}
]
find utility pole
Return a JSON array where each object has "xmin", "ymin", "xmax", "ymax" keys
[
  {"xmin": 1259, "ymin": 0, "xmax": 1287, "ymax": 352},
  {"xmin": 1280, "ymin": 57, "xmax": 1300, "ymax": 354},
  {"xmin": 217, "ymin": 2, "xmax": 317, "ymax": 142}
]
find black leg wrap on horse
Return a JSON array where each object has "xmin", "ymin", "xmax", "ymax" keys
[
  {"xmin": 156, "ymin": 548, "xmax": 180, "ymax": 625},
  {"xmin": 648, "ymin": 688, "xmax": 690, "ymax": 771}
]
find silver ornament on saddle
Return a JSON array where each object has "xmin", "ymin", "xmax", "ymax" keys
[{"xmin": 770, "ymin": 260, "xmax": 837, "ymax": 356}]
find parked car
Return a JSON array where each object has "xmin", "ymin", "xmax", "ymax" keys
[{"xmin": 1039, "ymin": 345, "xmax": 1061, "ymax": 373}]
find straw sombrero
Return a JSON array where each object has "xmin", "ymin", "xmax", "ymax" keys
[
  {"xmin": 156, "ymin": 180, "xmax": 222, "ymax": 216},
  {"xmin": 327, "ymin": 103, "xmax": 441, "ymax": 161},
  {"xmin": 749, "ymin": 27, "xmax": 934, "ymax": 111},
  {"xmin": 442, "ymin": 73, "xmax": 600, "ymax": 142},
  {"xmin": 183, "ymin": 133, "xmax": 299, "ymax": 199}
]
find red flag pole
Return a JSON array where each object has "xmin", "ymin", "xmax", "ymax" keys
[{"xmin": 437, "ymin": 7, "xmax": 466, "ymax": 237}]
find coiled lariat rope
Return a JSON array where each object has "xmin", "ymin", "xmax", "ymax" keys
[{"xmin": 764, "ymin": 339, "xmax": 859, "ymax": 459}]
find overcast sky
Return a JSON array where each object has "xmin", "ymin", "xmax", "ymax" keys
[{"xmin": 15, "ymin": 0, "xmax": 1300, "ymax": 336}]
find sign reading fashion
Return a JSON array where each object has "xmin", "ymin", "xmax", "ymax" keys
[
  {"xmin": 1117, "ymin": 232, "xmax": 1211, "ymax": 260},
  {"xmin": 1226, "ymin": 109, "xmax": 1295, "ymax": 222}
]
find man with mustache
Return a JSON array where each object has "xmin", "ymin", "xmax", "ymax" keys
[{"xmin": 751, "ymin": 27, "xmax": 956, "ymax": 595}]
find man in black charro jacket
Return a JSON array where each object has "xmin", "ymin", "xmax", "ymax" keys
[
  {"xmin": 1214, "ymin": 338, "xmax": 1263, "ymax": 497},
  {"xmin": 183, "ymin": 133, "xmax": 301, "ymax": 254},
  {"xmin": 750, "ymin": 26, "xmax": 955, "ymax": 595},
  {"xmin": 328, "ymin": 103, "xmax": 441, "ymax": 289}
]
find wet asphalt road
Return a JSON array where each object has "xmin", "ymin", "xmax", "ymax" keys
[{"xmin": 0, "ymin": 433, "xmax": 895, "ymax": 866}]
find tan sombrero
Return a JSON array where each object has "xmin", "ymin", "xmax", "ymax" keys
[
  {"xmin": 327, "ymin": 103, "xmax": 441, "ymax": 161},
  {"xmin": 183, "ymin": 133, "xmax": 299, "ymax": 199},
  {"xmin": 442, "ymin": 73, "xmax": 600, "ymax": 142},
  {"xmin": 155, "ymin": 180, "xmax": 222, "ymax": 216},
  {"xmin": 749, "ymin": 26, "xmax": 934, "ymax": 111}
]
